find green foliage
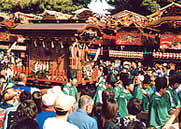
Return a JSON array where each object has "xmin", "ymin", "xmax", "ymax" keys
[
  {"xmin": 0, "ymin": 0, "xmax": 83, "ymax": 14},
  {"xmin": 141, "ymin": 0, "xmax": 181, "ymax": 13}
]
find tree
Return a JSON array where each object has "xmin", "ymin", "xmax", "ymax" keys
[
  {"xmin": 141, "ymin": 0, "xmax": 181, "ymax": 14},
  {"xmin": 0, "ymin": 0, "xmax": 83, "ymax": 14}
]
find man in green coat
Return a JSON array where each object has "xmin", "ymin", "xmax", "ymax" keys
[
  {"xmin": 150, "ymin": 77, "xmax": 170, "ymax": 129},
  {"xmin": 165, "ymin": 73, "xmax": 181, "ymax": 114},
  {"xmin": 133, "ymin": 75, "xmax": 144, "ymax": 101},
  {"xmin": 63, "ymin": 78, "xmax": 78, "ymax": 105},
  {"xmin": 93, "ymin": 75, "xmax": 107, "ymax": 103},
  {"xmin": 141, "ymin": 75, "xmax": 154, "ymax": 111},
  {"xmin": 114, "ymin": 75, "xmax": 124, "ymax": 101},
  {"xmin": 117, "ymin": 79, "xmax": 134, "ymax": 118}
]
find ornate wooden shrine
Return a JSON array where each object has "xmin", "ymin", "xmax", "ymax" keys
[
  {"xmin": 85, "ymin": 2, "xmax": 181, "ymax": 65},
  {"xmin": 10, "ymin": 11, "xmax": 102, "ymax": 85}
]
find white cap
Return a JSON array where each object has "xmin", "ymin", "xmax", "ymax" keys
[
  {"xmin": 55, "ymin": 94, "xmax": 75, "ymax": 111},
  {"xmin": 42, "ymin": 93, "xmax": 56, "ymax": 106}
]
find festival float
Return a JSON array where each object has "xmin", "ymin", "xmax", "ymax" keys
[
  {"xmin": 0, "ymin": 13, "xmax": 26, "ymax": 74},
  {"xmin": 86, "ymin": 2, "xmax": 181, "ymax": 66},
  {"xmin": 145, "ymin": 2, "xmax": 181, "ymax": 64},
  {"xmin": 10, "ymin": 10, "xmax": 102, "ymax": 86}
]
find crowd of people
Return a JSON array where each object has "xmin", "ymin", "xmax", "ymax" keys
[{"xmin": 0, "ymin": 53, "xmax": 181, "ymax": 129}]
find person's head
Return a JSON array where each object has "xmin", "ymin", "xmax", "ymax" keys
[
  {"xmin": 111, "ymin": 60, "xmax": 115, "ymax": 67},
  {"xmin": 105, "ymin": 81, "xmax": 114, "ymax": 89},
  {"xmin": 114, "ymin": 68, "xmax": 119, "ymax": 75},
  {"xmin": 155, "ymin": 77, "xmax": 167, "ymax": 95},
  {"xmin": 42, "ymin": 93, "xmax": 56, "ymax": 109},
  {"xmin": 127, "ymin": 98, "xmax": 142, "ymax": 115},
  {"xmin": 17, "ymin": 73, "xmax": 27, "ymax": 83},
  {"xmin": 16, "ymin": 100, "xmax": 38, "ymax": 121},
  {"xmin": 143, "ymin": 75, "xmax": 151, "ymax": 89},
  {"xmin": 32, "ymin": 91, "xmax": 42, "ymax": 113},
  {"xmin": 124, "ymin": 79, "xmax": 134, "ymax": 92},
  {"xmin": 100, "ymin": 98, "xmax": 118, "ymax": 128},
  {"xmin": 79, "ymin": 95, "xmax": 94, "ymax": 114},
  {"xmin": 0, "ymin": 75, "xmax": 6, "ymax": 82},
  {"xmin": 126, "ymin": 120, "xmax": 146, "ymax": 129},
  {"xmin": 55, "ymin": 94, "xmax": 75, "ymax": 116},
  {"xmin": 72, "ymin": 78, "xmax": 78, "ymax": 87},
  {"xmin": 132, "ymin": 62, "xmax": 137, "ymax": 69},
  {"xmin": 102, "ymin": 88, "xmax": 115, "ymax": 104},
  {"xmin": 19, "ymin": 91, "xmax": 32, "ymax": 103},
  {"xmin": 135, "ymin": 75, "xmax": 144, "ymax": 85},
  {"xmin": 80, "ymin": 88, "xmax": 94, "ymax": 98},
  {"xmin": 3, "ymin": 88, "xmax": 18, "ymax": 102},
  {"xmin": 13, "ymin": 119, "xmax": 40, "ymax": 129},
  {"xmin": 169, "ymin": 73, "xmax": 181, "ymax": 90}
]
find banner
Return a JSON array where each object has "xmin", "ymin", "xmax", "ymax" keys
[
  {"xmin": 160, "ymin": 34, "xmax": 181, "ymax": 49},
  {"xmin": 116, "ymin": 32, "xmax": 142, "ymax": 46}
]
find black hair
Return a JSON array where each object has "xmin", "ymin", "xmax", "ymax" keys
[
  {"xmin": 169, "ymin": 73, "xmax": 181, "ymax": 86},
  {"xmin": 19, "ymin": 91, "xmax": 32, "ymax": 103},
  {"xmin": 13, "ymin": 119, "xmax": 40, "ymax": 129},
  {"xmin": 123, "ymin": 78, "xmax": 133, "ymax": 89},
  {"xmin": 16, "ymin": 100, "xmax": 38, "ymax": 121},
  {"xmin": 55, "ymin": 107, "xmax": 68, "ymax": 116},
  {"xmin": 102, "ymin": 88, "xmax": 115, "ymax": 104},
  {"xmin": 80, "ymin": 88, "xmax": 94, "ymax": 98},
  {"xmin": 127, "ymin": 98, "xmax": 142, "ymax": 115},
  {"xmin": 32, "ymin": 91, "xmax": 42, "ymax": 113},
  {"xmin": 143, "ymin": 75, "xmax": 151, "ymax": 84},
  {"xmin": 126, "ymin": 121, "xmax": 146, "ymax": 129},
  {"xmin": 0, "ymin": 75, "xmax": 5, "ymax": 80},
  {"xmin": 155, "ymin": 77, "xmax": 167, "ymax": 92}
]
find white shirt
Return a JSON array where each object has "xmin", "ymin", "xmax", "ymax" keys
[{"xmin": 43, "ymin": 117, "xmax": 79, "ymax": 129}]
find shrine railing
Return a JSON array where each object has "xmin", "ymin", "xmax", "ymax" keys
[{"xmin": 14, "ymin": 67, "xmax": 98, "ymax": 85}]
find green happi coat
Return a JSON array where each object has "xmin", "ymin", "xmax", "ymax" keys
[
  {"xmin": 63, "ymin": 83, "xmax": 78, "ymax": 104},
  {"xmin": 142, "ymin": 86, "xmax": 154, "ymax": 112},
  {"xmin": 114, "ymin": 84, "xmax": 124, "ymax": 101},
  {"xmin": 150, "ymin": 92, "xmax": 170, "ymax": 129},
  {"xmin": 93, "ymin": 85, "xmax": 106, "ymax": 103},
  {"xmin": 165, "ymin": 86, "xmax": 181, "ymax": 110},
  {"xmin": 117, "ymin": 90, "xmax": 133, "ymax": 118},
  {"xmin": 134, "ymin": 84, "xmax": 144, "ymax": 101}
]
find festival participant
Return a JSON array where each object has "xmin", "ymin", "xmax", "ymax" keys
[
  {"xmin": 165, "ymin": 73, "xmax": 181, "ymax": 114},
  {"xmin": 43, "ymin": 95, "xmax": 78, "ymax": 129},
  {"xmin": 36, "ymin": 93, "xmax": 56, "ymax": 129},
  {"xmin": 107, "ymin": 67, "xmax": 119, "ymax": 86},
  {"xmin": 149, "ymin": 77, "xmax": 170, "ymax": 128},
  {"xmin": 117, "ymin": 79, "xmax": 134, "ymax": 118},
  {"xmin": 114, "ymin": 74, "xmax": 124, "ymax": 101},
  {"xmin": 63, "ymin": 77, "xmax": 78, "ymax": 105},
  {"xmin": 162, "ymin": 63, "xmax": 170, "ymax": 77},
  {"xmin": 68, "ymin": 95, "xmax": 98, "ymax": 129},
  {"xmin": 93, "ymin": 74, "xmax": 107, "ymax": 104},
  {"xmin": 141, "ymin": 75, "xmax": 154, "ymax": 112},
  {"xmin": 133, "ymin": 75, "xmax": 144, "ymax": 101},
  {"xmin": 120, "ymin": 98, "xmax": 144, "ymax": 129}
]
